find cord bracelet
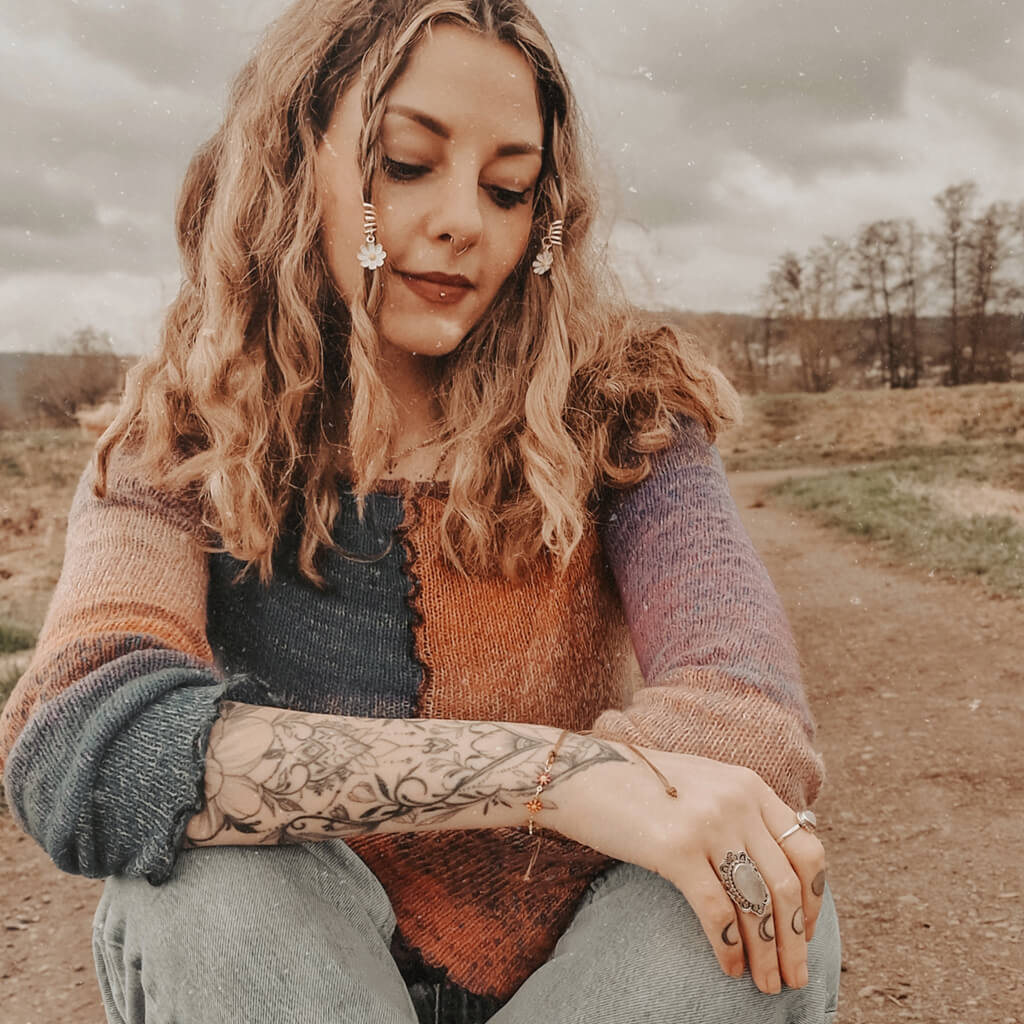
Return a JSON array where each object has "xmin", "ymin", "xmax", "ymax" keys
[{"xmin": 521, "ymin": 729, "xmax": 678, "ymax": 880}]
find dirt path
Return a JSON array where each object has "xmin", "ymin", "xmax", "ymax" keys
[
  {"xmin": 2, "ymin": 468, "xmax": 1022, "ymax": 1024},
  {"xmin": 731, "ymin": 469, "xmax": 1024, "ymax": 1024}
]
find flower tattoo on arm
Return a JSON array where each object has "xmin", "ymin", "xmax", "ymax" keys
[{"xmin": 184, "ymin": 702, "xmax": 627, "ymax": 846}]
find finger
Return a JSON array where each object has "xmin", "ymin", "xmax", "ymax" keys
[
  {"xmin": 729, "ymin": 879, "xmax": 781, "ymax": 994},
  {"xmin": 716, "ymin": 848, "xmax": 783, "ymax": 995},
  {"xmin": 678, "ymin": 861, "xmax": 746, "ymax": 981},
  {"xmin": 807, "ymin": 864, "xmax": 827, "ymax": 943},
  {"xmin": 747, "ymin": 835, "xmax": 809, "ymax": 990},
  {"xmin": 772, "ymin": 821, "xmax": 827, "ymax": 942}
]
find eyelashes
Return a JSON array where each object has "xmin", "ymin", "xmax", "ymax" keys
[
  {"xmin": 381, "ymin": 157, "xmax": 532, "ymax": 211},
  {"xmin": 381, "ymin": 157, "xmax": 426, "ymax": 183}
]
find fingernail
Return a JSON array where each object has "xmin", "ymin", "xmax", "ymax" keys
[
  {"xmin": 797, "ymin": 964, "xmax": 809, "ymax": 988},
  {"xmin": 767, "ymin": 970, "xmax": 781, "ymax": 994},
  {"xmin": 729, "ymin": 963, "xmax": 744, "ymax": 979}
]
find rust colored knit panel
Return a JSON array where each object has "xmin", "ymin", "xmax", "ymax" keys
[{"xmin": 348, "ymin": 495, "xmax": 631, "ymax": 998}]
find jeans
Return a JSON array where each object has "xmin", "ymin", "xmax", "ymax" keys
[{"xmin": 92, "ymin": 840, "xmax": 841, "ymax": 1023}]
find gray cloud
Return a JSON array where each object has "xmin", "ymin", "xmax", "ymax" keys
[
  {"xmin": 0, "ymin": 168, "xmax": 99, "ymax": 236},
  {"xmin": 0, "ymin": 0, "xmax": 1022, "ymax": 340},
  {"xmin": 539, "ymin": 0, "xmax": 1024, "ymax": 196}
]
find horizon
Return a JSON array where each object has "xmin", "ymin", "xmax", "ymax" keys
[{"xmin": 2, "ymin": 0, "xmax": 1022, "ymax": 353}]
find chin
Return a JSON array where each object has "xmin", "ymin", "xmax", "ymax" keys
[{"xmin": 380, "ymin": 313, "xmax": 472, "ymax": 359}]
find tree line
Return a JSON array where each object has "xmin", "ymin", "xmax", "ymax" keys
[
  {"xmin": 727, "ymin": 181, "xmax": 1024, "ymax": 392},
  {"xmin": 1, "ymin": 327, "xmax": 127, "ymax": 428}
]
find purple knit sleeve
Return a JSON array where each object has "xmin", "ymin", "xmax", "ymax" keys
[{"xmin": 594, "ymin": 417, "xmax": 824, "ymax": 808}]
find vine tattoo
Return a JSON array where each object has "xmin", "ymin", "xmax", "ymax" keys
[{"xmin": 185, "ymin": 702, "xmax": 627, "ymax": 846}]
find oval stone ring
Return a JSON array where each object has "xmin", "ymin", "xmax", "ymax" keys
[
  {"xmin": 776, "ymin": 808, "xmax": 818, "ymax": 846},
  {"xmin": 719, "ymin": 850, "xmax": 771, "ymax": 916}
]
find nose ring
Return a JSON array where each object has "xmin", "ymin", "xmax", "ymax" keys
[{"xmin": 451, "ymin": 238, "xmax": 471, "ymax": 258}]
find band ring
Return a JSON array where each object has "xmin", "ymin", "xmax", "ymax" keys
[
  {"xmin": 777, "ymin": 809, "xmax": 818, "ymax": 846},
  {"xmin": 719, "ymin": 850, "xmax": 771, "ymax": 916}
]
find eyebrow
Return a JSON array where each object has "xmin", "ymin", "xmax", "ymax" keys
[{"xmin": 386, "ymin": 104, "xmax": 542, "ymax": 158}]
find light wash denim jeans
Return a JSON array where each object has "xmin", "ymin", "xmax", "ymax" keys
[{"xmin": 92, "ymin": 840, "xmax": 841, "ymax": 1024}]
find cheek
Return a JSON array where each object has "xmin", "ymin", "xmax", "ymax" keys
[
  {"xmin": 493, "ymin": 211, "xmax": 536, "ymax": 278},
  {"xmin": 319, "ymin": 187, "xmax": 362, "ymax": 299}
]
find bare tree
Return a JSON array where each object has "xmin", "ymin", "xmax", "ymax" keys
[
  {"xmin": 932, "ymin": 181, "xmax": 978, "ymax": 385},
  {"xmin": 893, "ymin": 220, "xmax": 924, "ymax": 387},
  {"xmin": 962, "ymin": 200, "xmax": 1018, "ymax": 381},
  {"xmin": 851, "ymin": 220, "xmax": 905, "ymax": 387},
  {"xmin": 18, "ymin": 326, "xmax": 125, "ymax": 425}
]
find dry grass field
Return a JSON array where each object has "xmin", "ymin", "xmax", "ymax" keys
[{"xmin": 2, "ymin": 384, "xmax": 1023, "ymax": 1023}]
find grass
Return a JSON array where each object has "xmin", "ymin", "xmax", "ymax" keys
[
  {"xmin": 0, "ymin": 661, "xmax": 21, "ymax": 709},
  {"xmin": 0, "ymin": 427, "xmax": 94, "ymax": 489},
  {"xmin": 0, "ymin": 623, "xmax": 34, "ymax": 724},
  {"xmin": 724, "ymin": 437, "xmax": 1024, "ymax": 476},
  {"xmin": 771, "ymin": 450, "xmax": 1024, "ymax": 598},
  {"xmin": 0, "ymin": 622, "xmax": 36, "ymax": 655}
]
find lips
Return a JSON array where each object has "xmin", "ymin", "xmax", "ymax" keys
[{"xmin": 398, "ymin": 270, "xmax": 474, "ymax": 306}]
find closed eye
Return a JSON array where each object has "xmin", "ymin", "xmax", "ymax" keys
[
  {"xmin": 383, "ymin": 157, "xmax": 532, "ymax": 210},
  {"xmin": 382, "ymin": 157, "xmax": 428, "ymax": 182},
  {"xmin": 487, "ymin": 185, "xmax": 532, "ymax": 210}
]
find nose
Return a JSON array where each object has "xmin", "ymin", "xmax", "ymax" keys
[{"xmin": 430, "ymin": 169, "xmax": 484, "ymax": 253}]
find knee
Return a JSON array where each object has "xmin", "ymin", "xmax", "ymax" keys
[
  {"xmin": 805, "ymin": 885, "xmax": 842, "ymax": 1019},
  {"xmin": 93, "ymin": 841, "xmax": 397, "ymax": 974},
  {"xmin": 551, "ymin": 864, "xmax": 841, "ymax": 1023}
]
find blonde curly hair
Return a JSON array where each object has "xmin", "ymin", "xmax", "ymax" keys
[{"xmin": 97, "ymin": 0, "xmax": 739, "ymax": 582}]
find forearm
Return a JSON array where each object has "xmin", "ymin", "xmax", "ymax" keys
[{"xmin": 183, "ymin": 701, "xmax": 629, "ymax": 847}]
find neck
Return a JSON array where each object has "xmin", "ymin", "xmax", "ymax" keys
[
  {"xmin": 375, "ymin": 342, "xmax": 450, "ymax": 481},
  {"xmin": 377, "ymin": 344, "xmax": 444, "ymax": 442}
]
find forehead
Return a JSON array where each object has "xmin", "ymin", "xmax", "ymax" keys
[{"xmin": 386, "ymin": 23, "xmax": 543, "ymax": 143}]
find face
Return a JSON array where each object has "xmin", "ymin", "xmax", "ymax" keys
[{"xmin": 316, "ymin": 24, "xmax": 545, "ymax": 362}]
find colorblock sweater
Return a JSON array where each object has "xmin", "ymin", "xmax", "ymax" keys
[{"xmin": 0, "ymin": 417, "xmax": 824, "ymax": 1000}]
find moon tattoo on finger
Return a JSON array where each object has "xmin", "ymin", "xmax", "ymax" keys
[
  {"xmin": 722, "ymin": 921, "xmax": 740, "ymax": 947},
  {"xmin": 811, "ymin": 870, "xmax": 826, "ymax": 897},
  {"xmin": 758, "ymin": 914, "xmax": 775, "ymax": 942},
  {"xmin": 791, "ymin": 907, "xmax": 805, "ymax": 935}
]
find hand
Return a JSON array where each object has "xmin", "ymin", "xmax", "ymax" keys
[{"xmin": 552, "ymin": 744, "xmax": 827, "ymax": 995}]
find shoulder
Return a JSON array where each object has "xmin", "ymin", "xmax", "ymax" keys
[
  {"xmin": 599, "ymin": 414, "xmax": 722, "ymax": 504},
  {"xmin": 79, "ymin": 443, "xmax": 210, "ymax": 544}
]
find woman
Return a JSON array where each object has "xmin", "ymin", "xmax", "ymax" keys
[{"xmin": 0, "ymin": 1, "xmax": 841, "ymax": 1021}]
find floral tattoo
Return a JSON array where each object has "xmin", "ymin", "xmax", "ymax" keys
[{"xmin": 184, "ymin": 702, "xmax": 627, "ymax": 846}]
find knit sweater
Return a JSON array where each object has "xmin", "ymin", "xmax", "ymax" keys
[{"xmin": 0, "ymin": 417, "xmax": 824, "ymax": 1000}]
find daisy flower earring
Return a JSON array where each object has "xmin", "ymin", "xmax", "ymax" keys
[
  {"xmin": 531, "ymin": 219, "xmax": 563, "ymax": 276},
  {"xmin": 357, "ymin": 200, "xmax": 387, "ymax": 271}
]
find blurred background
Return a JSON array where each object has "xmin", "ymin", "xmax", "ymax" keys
[{"xmin": 1, "ymin": 0, "xmax": 1022, "ymax": 387}]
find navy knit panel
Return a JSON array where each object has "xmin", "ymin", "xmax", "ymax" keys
[{"xmin": 206, "ymin": 489, "xmax": 422, "ymax": 719}]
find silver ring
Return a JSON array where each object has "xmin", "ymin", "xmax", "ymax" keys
[
  {"xmin": 719, "ymin": 851, "xmax": 771, "ymax": 916},
  {"xmin": 777, "ymin": 809, "xmax": 818, "ymax": 846}
]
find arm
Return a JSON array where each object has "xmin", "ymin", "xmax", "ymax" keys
[
  {"xmin": 189, "ymin": 696, "xmax": 826, "ymax": 998},
  {"xmin": 592, "ymin": 415, "xmax": 824, "ymax": 808},
  {"xmin": 183, "ymin": 701, "xmax": 628, "ymax": 845},
  {"xmin": 0, "ymin": 454, "xmax": 265, "ymax": 880}
]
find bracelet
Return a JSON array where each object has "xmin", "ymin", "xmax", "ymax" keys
[
  {"xmin": 521, "ymin": 729, "xmax": 678, "ymax": 881},
  {"xmin": 523, "ymin": 729, "xmax": 571, "ymax": 880}
]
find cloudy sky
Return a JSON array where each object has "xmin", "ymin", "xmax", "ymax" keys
[{"xmin": 2, "ymin": 0, "xmax": 1022, "ymax": 353}]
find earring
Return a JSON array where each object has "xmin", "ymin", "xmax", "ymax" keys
[
  {"xmin": 357, "ymin": 201, "xmax": 387, "ymax": 270},
  {"xmin": 531, "ymin": 219, "xmax": 563, "ymax": 276}
]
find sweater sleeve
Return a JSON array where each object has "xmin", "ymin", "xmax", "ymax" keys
[
  {"xmin": 593, "ymin": 417, "xmax": 824, "ymax": 809},
  {"xmin": 0, "ymin": 455, "xmax": 259, "ymax": 881}
]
